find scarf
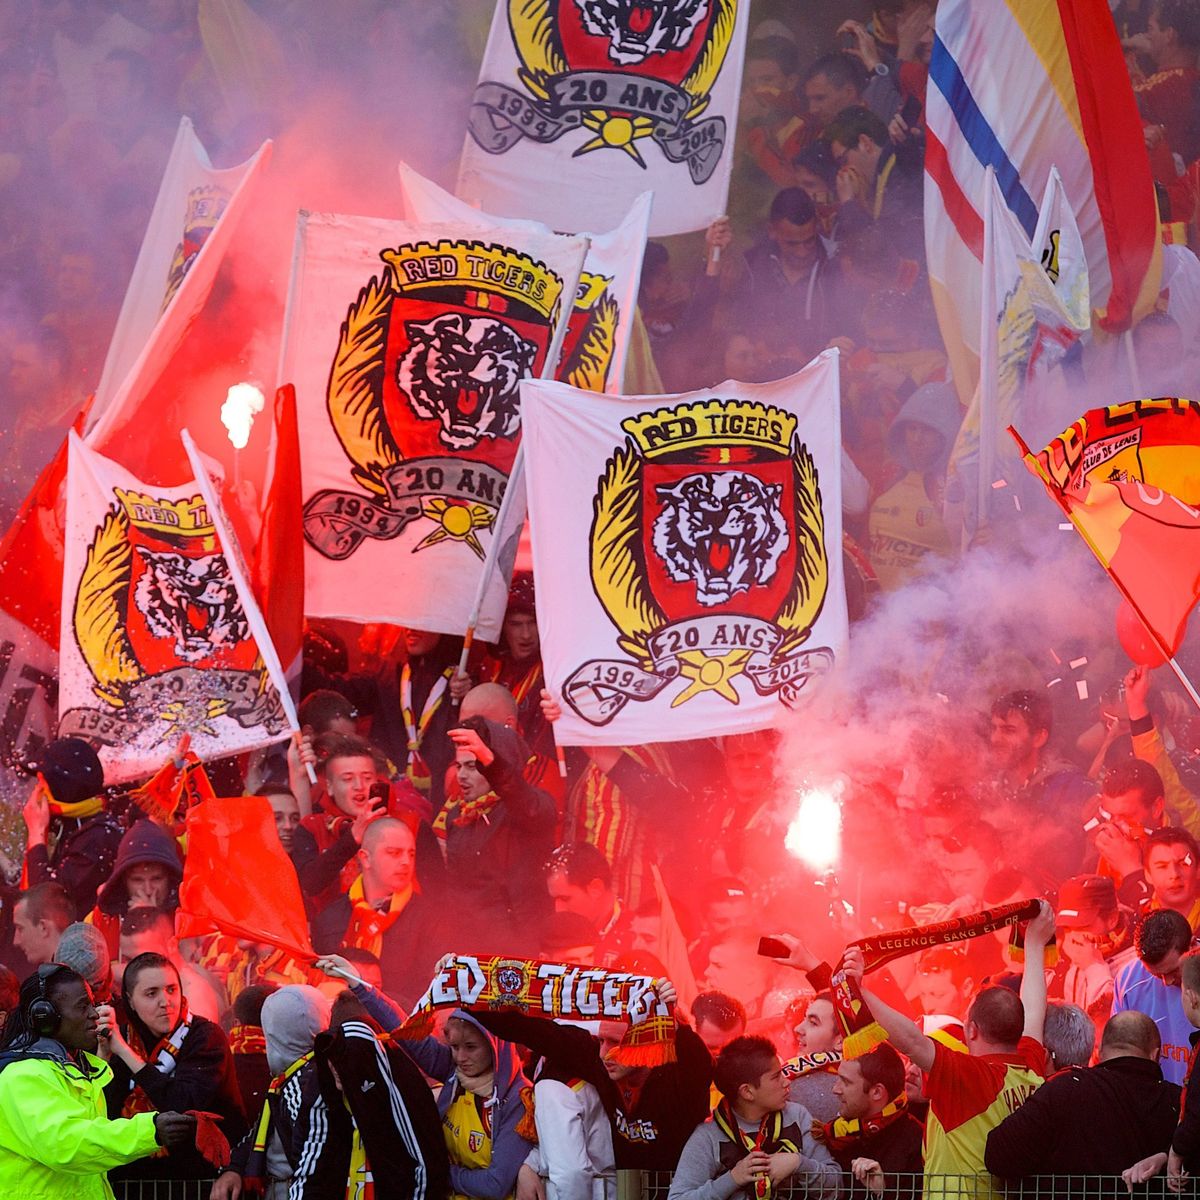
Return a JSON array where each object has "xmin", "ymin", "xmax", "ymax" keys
[
  {"xmin": 131, "ymin": 752, "xmax": 215, "ymax": 824},
  {"xmin": 712, "ymin": 1096, "xmax": 798, "ymax": 1200},
  {"xmin": 344, "ymin": 875, "xmax": 411, "ymax": 958},
  {"xmin": 401, "ymin": 663, "xmax": 453, "ymax": 793},
  {"xmin": 434, "ymin": 790, "xmax": 501, "ymax": 838},
  {"xmin": 781, "ymin": 1050, "xmax": 841, "ymax": 1081},
  {"xmin": 822, "ymin": 1095, "xmax": 910, "ymax": 1156},
  {"xmin": 48, "ymin": 795, "xmax": 105, "ymax": 820},
  {"xmin": 245, "ymin": 1051, "xmax": 313, "ymax": 1192},
  {"xmin": 401, "ymin": 953, "xmax": 677, "ymax": 1066},
  {"xmin": 121, "ymin": 1001, "xmax": 193, "ymax": 1120},
  {"xmin": 833, "ymin": 898, "xmax": 1053, "ymax": 1056},
  {"xmin": 228, "ymin": 1023, "xmax": 267, "ymax": 1055}
]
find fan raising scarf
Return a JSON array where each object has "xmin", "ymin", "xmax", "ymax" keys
[
  {"xmin": 712, "ymin": 1096, "xmax": 799, "ymax": 1200},
  {"xmin": 121, "ymin": 1001, "xmax": 193, "ymax": 1119},
  {"xmin": 832, "ymin": 898, "xmax": 1048, "ymax": 1056},
  {"xmin": 400, "ymin": 953, "xmax": 677, "ymax": 1065}
]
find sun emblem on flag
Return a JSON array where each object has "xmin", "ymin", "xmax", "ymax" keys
[
  {"xmin": 61, "ymin": 489, "xmax": 286, "ymax": 748},
  {"xmin": 468, "ymin": 0, "xmax": 738, "ymax": 183}
]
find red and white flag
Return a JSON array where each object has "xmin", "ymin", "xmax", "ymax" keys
[
  {"xmin": 400, "ymin": 161, "xmax": 652, "ymax": 393},
  {"xmin": 282, "ymin": 211, "xmax": 586, "ymax": 639},
  {"xmin": 86, "ymin": 118, "xmax": 271, "ymax": 449},
  {"xmin": 59, "ymin": 434, "xmax": 293, "ymax": 784}
]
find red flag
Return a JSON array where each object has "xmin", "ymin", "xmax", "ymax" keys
[
  {"xmin": 1016, "ymin": 400, "xmax": 1200, "ymax": 655},
  {"xmin": 253, "ymin": 385, "xmax": 304, "ymax": 678},
  {"xmin": 178, "ymin": 795, "xmax": 313, "ymax": 959}
]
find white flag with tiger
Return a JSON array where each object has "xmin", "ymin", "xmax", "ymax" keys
[{"xmin": 521, "ymin": 350, "xmax": 847, "ymax": 745}]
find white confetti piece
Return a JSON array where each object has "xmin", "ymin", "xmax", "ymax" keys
[
  {"xmin": 1076, "ymin": 680, "xmax": 1089, "ymax": 700},
  {"xmin": 1070, "ymin": 657, "xmax": 1088, "ymax": 669},
  {"xmin": 992, "ymin": 479, "xmax": 1008, "ymax": 489}
]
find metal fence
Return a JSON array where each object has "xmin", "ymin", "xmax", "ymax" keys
[
  {"xmin": 628, "ymin": 1171, "xmax": 1190, "ymax": 1199},
  {"xmin": 113, "ymin": 1172, "xmax": 1199, "ymax": 1199}
]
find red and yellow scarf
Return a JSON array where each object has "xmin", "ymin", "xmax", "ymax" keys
[
  {"xmin": 401, "ymin": 663, "xmax": 453, "ymax": 794},
  {"xmin": 712, "ymin": 1097, "xmax": 798, "ymax": 1199},
  {"xmin": 344, "ymin": 876, "xmax": 411, "ymax": 958},
  {"xmin": 822, "ymin": 1095, "xmax": 909, "ymax": 1156}
]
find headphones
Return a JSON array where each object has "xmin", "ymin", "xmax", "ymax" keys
[{"xmin": 27, "ymin": 963, "xmax": 66, "ymax": 1037}]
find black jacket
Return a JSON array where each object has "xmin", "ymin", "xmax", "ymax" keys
[
  {"xmin": 443, "ymin": 716, "xmax": 556, "ymax": 946},
  {"xmin": 1173, "ymin": 1030, "xmax": 1200, "ymax": 1170},
  {"xmin": 106, "ymin": 1014, "xmax": 248, "ymax": 1180},
  {"xmin": 26, "ymin": 811, "xmax": 123, "ymax": 920},
  {"xmin": 289, "ymin": 1012, "xmax": 450, "ymax": 1199},
  {"xmin": 986, "ymin": 1056, "xmax": 1180, "ymax": 1196},
  {"xmin": 473, "ymin": 1008, "xmax": 712, "ymax": 1171},
  {"xmin": 311, "ymin": 890, "xmax": 447, "ymax": 1012},
  {"xmin": 827, "ymin": 1112, "xmax": 925, "ymax": 1200}
]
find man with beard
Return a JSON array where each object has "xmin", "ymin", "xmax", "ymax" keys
[{"xmin": 983, "ymin": 690, "xmax": 1090, "ymax": 883}]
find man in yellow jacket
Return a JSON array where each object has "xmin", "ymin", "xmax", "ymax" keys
[{"xmin": 0, "ymin": 962, "xmax": 195, "ymax": 1198}]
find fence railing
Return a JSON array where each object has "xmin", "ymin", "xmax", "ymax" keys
[{"xmin": 113, "ymin": 1171, "xmax": 1197, "ymax": 1199}]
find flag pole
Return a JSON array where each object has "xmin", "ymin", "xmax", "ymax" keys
[
  {"xmin": 1008, "ymin": 424, "xmax": 1200, "ymax": 711},
  {"xmin": 275, "ymin": 212, "xmax": 308, "ymax": 390},
  {"xmin": 451, "ymin": 236, "xmax": 590, "ymax": 754}
]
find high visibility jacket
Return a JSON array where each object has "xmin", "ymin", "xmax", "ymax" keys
[{"xmin": 0, "ymin": 1042, "xmax": 159, "ymax": 1199}]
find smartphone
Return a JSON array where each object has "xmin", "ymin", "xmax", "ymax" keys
[
  {"xmin": 368, "ymin": 780, "xmax": 390, "ymax": 811},
  {"xmin": 900, "ymin": 94, "xmax": 923, "ymax": 126},
  {"xmin": 757, "ymin": 936, "xmax": 791, "ymax": 959}
]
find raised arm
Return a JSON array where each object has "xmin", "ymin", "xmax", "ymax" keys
[
  {"xmin": 1019, "ymin": 900, "xmax": 1055, "ymax": 1044},
  {"xmin": 842, "ymin": 945, "xmax": 935, "ymax": 1072}
]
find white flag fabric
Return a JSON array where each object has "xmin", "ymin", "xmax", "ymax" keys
[
  {"xmin": 456, "ymin": 0, "xmax": 748, "ymax": 237},
  {"xmin": 521, "ymin": 350, "xmax": 847, "ymax": 745},
  {"xmin": 86, "ymin": 119, "xmax": 271, "ymax": 446},
  {"xmin": 400, "ymin": 162, "xmax": 652, "ymax": 393},
  {"xmin": 283, "ymin": 212, "xmax": 587, "ymax": 639},
  {"xmin": 59, "ymin": 433, "xmax": 292, "ymax": 784},
  {"xmin": 951, "ymin": 167, "xmax": 1090, "ymax": 532}
]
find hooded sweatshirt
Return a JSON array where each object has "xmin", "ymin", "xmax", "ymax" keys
[
  {"xmin": 0, "ymin": 1037, "xmax": 160, "ymax": 1199},
  {"xmin": 399, "ymin": 1008, "xmax": 535, "ymax": 1200},
  {"xmin": 228, "ymin": 984, "xmax": 331, "ymax": 1184},
  {"xmin": 88, "ymin": 820, "xmax": 183, "ymax": 956}
]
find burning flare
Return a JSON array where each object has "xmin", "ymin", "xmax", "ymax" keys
[
  {"xmin": 220, "ymin": 382, "xmax": 265, "ymax": 450},
  {"xmin": 785, "ymin": 783, "xmax": 843, "ymax": 873}
]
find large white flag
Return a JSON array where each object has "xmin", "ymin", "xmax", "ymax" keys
[
  {"xmin": 86, "ymin": 118, "xmax": 271, "ymax": 446},
  {"xmin": 283, "ymin": 212, "xmax": 587, "ymax": 639},
  {"xmin": 59, "ymin": 434, "xmax": 292, "ymax": 784},
  {"xmin": 400, "ymin": 162, "xmax": 652, "ymax": 393},
  {"xmin": 521, "ymin": 350, "xmax": 847, "ymax": 745},
  {"xmin": 456, "ymin": 0, "xmax": 748, "ymax": 237}
]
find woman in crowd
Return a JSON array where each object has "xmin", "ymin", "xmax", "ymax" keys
[{"xmin": 99, "ymin": 951, "xmax": 247, "ymax": 1186}]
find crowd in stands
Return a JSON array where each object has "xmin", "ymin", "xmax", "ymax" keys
[{"xmin": 9, "ymin": 0, "xmax": 1200, "ymax": 1196}]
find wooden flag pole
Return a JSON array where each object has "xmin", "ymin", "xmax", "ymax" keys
[{"xmin": 1008, "ymin": 424, "xmax": 1200, "ymax": 712}]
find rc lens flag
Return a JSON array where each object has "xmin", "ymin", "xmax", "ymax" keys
[
  {"xmin": 1018, "ymin": 400, "xmax": 1200, "ymax": 654},
  {"xmin": 58, "ymin": 433, "xmax": 292, "ymax": 784},
  {"xmin": 457, "ymin": 0, "xmax": 749, "ymax": 236},
  {"xmin": 399, "ymin": 161, "xmax": 652, "ymax": 394},
  {"xmin": 283, "ymin": 213, "xmax": 587, "ymax": 640},
  {"xmin": 521, "ymin": 350, "xmax": 846, "ymax": 746}
]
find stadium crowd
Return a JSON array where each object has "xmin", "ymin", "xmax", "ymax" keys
[{"xmin": 8, "ymin": 0, "xmax": 1200, "ymax": 1197}]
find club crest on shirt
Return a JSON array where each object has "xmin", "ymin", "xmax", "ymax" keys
[
  {"xmin": 61, "ymin": 489, "xmax": 285, "ymax": 746},
  {"xmin": 564, "ymin": 397, "xmax": 834, "ymax": 724},
  {"xmin": 468, "ymin": 0, "xmax": 738, "ymax": 183},
  {"xmin": 302, "ymin": 238, "xmax": 566, "ymax": 561}
]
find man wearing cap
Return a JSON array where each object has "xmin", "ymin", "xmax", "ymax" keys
[
  {"xmin": 1052, "ymin": 875, "xmax": 1134, "ymax": 1028},
  {"xmin": 22, "ymin": 738, "xmax": 122, "ymax": 919}
]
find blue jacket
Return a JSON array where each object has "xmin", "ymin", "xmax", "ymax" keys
[{"xmin": 1112, "ymin": 958, "xmax": 1194, "ymax": 1084}]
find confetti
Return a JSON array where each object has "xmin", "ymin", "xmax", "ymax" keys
[
  {"xmin": 1059, "ymin": 523, "xmax": 1072, "ymax": 531},
  {"xmin": 1050, "ymin": 649, "xmax": 1062, "ymax": 665},
  {"xmin": 991, "ymin": 479, "xmax": 1008, "ymax": 489},
  {"xmin": 1069, "ymin": 657, "xmax": 1088, "ymax": 669},
  {"xmin": 1076, "ymin": 680, "xmax": 1089, "ymax": 700},
  {"xmin": 1047, "ymin": 678, "xmax": 1063, "ymax": 688}
]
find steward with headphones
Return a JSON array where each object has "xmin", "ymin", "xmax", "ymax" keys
[{"xmin": 0, "ymin": 962, "xmax": 195, "ymax": 1198}]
